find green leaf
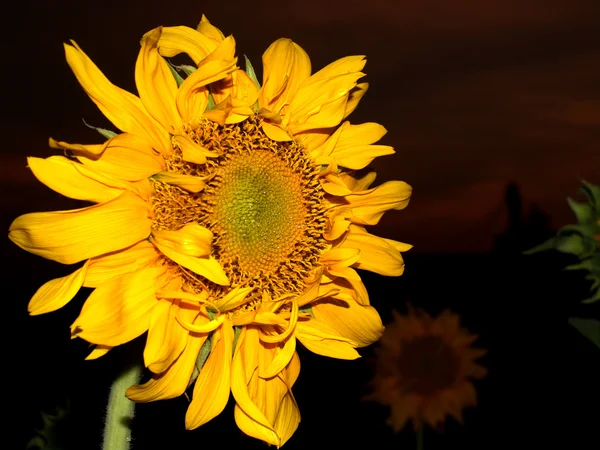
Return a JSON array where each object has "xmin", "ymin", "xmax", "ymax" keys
[
  {"xmin": 82, "ymin": 118, "xmax": 117, "ymax": 139},
  {"xmin": 556, "ymin": 234, "xmax": 586, "ymax": 255},
  {"xmin": 568, "ymin": 317, "xmax": 600, "ymax": 350},
  {"xmin": 244, "ymin": 54, "xmax": 261, "ymax": 89},
  {"xmin": 523, "ymin": 237, "xmax": 559, "ymax": 255},
  {"xmin": 567, "ymin": 197, "xmax": 594, "ymax": 226}
]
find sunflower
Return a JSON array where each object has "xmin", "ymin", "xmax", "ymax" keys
[
  {"xmin": 369, "ymin": 307, "xmax": 487, "ymax": 432},
  {"xmin": 9, "ymin": 16, "xmax": 412, "ymax": 447}
]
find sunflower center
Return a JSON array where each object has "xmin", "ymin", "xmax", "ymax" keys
[
  {"xmin": 397, "ymin": 335, "xmax": 460, "ymax": 395},
  {"xmin": 150, "ymin": 116, "xmax": 328, "ymax": 306},
  {"xmin": 209, "ymin": 151, "xmax": 306, "ymax": 276}
]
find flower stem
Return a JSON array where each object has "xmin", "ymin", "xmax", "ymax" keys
[
  {"xmin": 416, "ymin": 426, "xmax": 424, "ymax": 450},
  {"xmin": 102, "ymin": 363, "xmax": 142, "ymax": 450}
]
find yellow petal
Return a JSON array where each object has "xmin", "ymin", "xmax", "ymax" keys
[
  {"xmin": 307, "ymin": 55, "xmax": 366, "ymax": 84},
  {"xmin": 329, "ymin": 276, "xmax": 370, "ymax": 306},
  {"xmin": 259, "ymin": 38, "xmax": 311, "ymax": 116},
  {"xmin": 9, "ymin": 191, "xmax": 151, "ymax": 265},
  {"xmin": 314, "ymin": 121, "xmax": 394, "ymax": 170},
  {"xmin": 28, "ymin": 260, "xmax": 90, "ymax": 315},
  {"xmin": 320, "ymin": 247, "xmax": 361, "ymax": 280},
  {"xmin": 344, "ymin": 82, "xmax": 369, "ymax": 119},
  {"xmin": 186, "ymin": 319, "xmax": 233, "ymax": 429},
  {"xmin": 151, "ymin": 223, "xmax": 213, "ymax": 257},
  {"xmin": 261, "ymin": 122, "xmax": 293, "ymax": 141},
  {"xmin": 151, "ymin": 237, "xmax": 229, "ymax": 286},
  {"xmin": 136, "ymin": 27, "xmax": 181, "ymax": 134},
  {"xmin": 172, "ymin": 134, "xmax": 219, "ymax": 164},
  {"xmin": 312, "ymin": 297, "xmax": 383, "ymax": 347},
  {"xmin": 158, "ymin": 26, "xmax": 218, "ymax": 65},
  {"xmin": 84, "ymin": 240, "xmax": 159, "ymax": 288},
  {"xmin": 232, "ymin": 328, "xmax": 300, "ymax": 447},
  {"xmin": 196, "ymin": 15, "xmax": 225, "ymax": 43},
  {"xmin": 340, "ymin": 171, "xmax": 377, "ymax": 192},
  {"xmin": 321, "ymin": 173, "xmax": 353, "ymax": 196},
  {"xmin": 64, "ymin": 41, "xmax": 169, "ymax": 153},
  {"xmin": 71, "ymin": 267, "xmax": 163, "ymax": 346},
  {"xmin": 211, "ymin": 70, "xmax": 259, "ymax": 122},
  {"xmin": 176, "ymin": 36, "xmax": 238, "ymax": 123},
  {"xmin": 214, "ymin": 286, "xmax": 254, "ymax": 312},
  {"xmin": 288, "ymin": 91, "xmax": 355, "ymax": 134},
  {"xmin": 260, "ymin": 336, "xmax": 296, "ymax": 379},
  {"xmin": 49, "ymin": 137, "xmax": 107, "ymax": 156},
  {"xmin": 231, "ymin": 328, "xmax": 280, "ymax": 446},
  {"xmin": 341, "ymin": 225, "xmax": 407, "ymax": 276},
  {"xmin": 288, "ymin": 56, "xmax": 366, "ymax": 132},
  {"xmin": 127, "ymin": 325, "xmax": 208, "ymax": 401},
  {"xmin": 143, "ymin": 300, "xmax": 187, "ymax": 373},
  {"xmin": 27, "ymin": 156, "xmax": 122, "ymax": 204},
  {"xmin": 334, "ymin": 180, "xmax": 412, "ymax": 226},
  {"xmin": 295, "ymin": 318, "xmax": 360, "ymax": 359},
  {"xmin": 86, "ymin": 345, "xmax": 112, "ymax": 360},
  {"xmin": 76, "ymin": 133, "xmax": 165, "ymax": 182},
  {"xmin": 176, "ymin": 312, "xmax": 225, "ymax": 333},
  {"xmin": 324, "ymin": 215, "xmax": 351, "ymax": 241},
  {"xmin": 152, "ymin": 171, "xmax": 207, "ymax": 193}
]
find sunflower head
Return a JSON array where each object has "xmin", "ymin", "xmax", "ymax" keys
[
  {"xmin": 369, "ymin": 307, "xmax": 487, "ymax": 432},
  {"xmin": 9, "ymin": 15, "xmax": 413, "ymax": 447}
]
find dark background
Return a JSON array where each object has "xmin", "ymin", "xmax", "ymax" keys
[{"xmin": 3, "ymin": 1, "xmax": 599, "ymax": 449}]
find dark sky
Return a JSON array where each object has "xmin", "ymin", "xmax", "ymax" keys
[
  {"xmin": 3, "ymin": 3, "xmax": 600, "ymax": 449},
  {"xmin": 3, "ymin": 0, "xmax": 600, "ymax": 253}
]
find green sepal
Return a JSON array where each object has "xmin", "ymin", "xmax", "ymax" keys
[
  {"xmin": 568, "ymin": 317, "xmax": 600, "ymax": 350},
  {"xmin": 206, "ymin": 91, "xmax": 217, "ymax": 110},
  {"xmin": 299, "ymin": 305, "xmax": 314, "ymax": 317},
  {"xmin": 187, "ymin": 309, "xmax": 218, "ymax": 387},
  {"xmin": 232, "ymin": 326, "xmax": 242, "ymax": 356},
  {"xmin": 189, "ymin": 334, "xmax": 212, "ymax": 388},
  {"xmin": 82, "ymin": 118, "xmax": 117, "ymax": 139},
  {"xmin": 167, "ymin": 60, "xmax": 185, "ymax": 87},
  {"xmin": 170, "ymin": 63, "xmax": 196, "ymax": 77},
  {"xmin": 244, "ymin": 54, "xmax": 261, "ymax": 89}
]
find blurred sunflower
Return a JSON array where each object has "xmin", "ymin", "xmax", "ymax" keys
[
  {"xmin": 9, "ymin": 15, "xmax": 412, "ymax": 447},
  {"xmin": 369, "ymin": 307, "xmax": 487, "ymax": 432}
]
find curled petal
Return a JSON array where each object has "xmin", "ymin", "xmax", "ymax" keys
[
  {"xmin": 340, "ymin": 225, "xmax": 409, "ymax": 276},
  {"xmin": 176, "ymin": 310, "xmax": 225, "ymax": 333},
  {"xmin": 172, "ymin": 134, "xmax": 219, "ymax": 164},
  {"xmin": 127, "ymin": 322, "xmax": 208, "ymax": 401},
  {"xmin": 196, "ymin": 15, "xmax": 225, "ymax": 43},
  {"xmin": 186, "ymin": 319, "xmax": 233, "ymax": 429},
  {"xmin": 151, "ymin": 223, "xmax": 213, "ymax": 257},
  {"xmin": 152, "ymin": 171, "xmax": 208, "ymax": 193},
  {"xmin": 259, "ymin": 38, "xmax": 311, "ymax": 116},
  {"xmin": 136, "ymin": 27, "xmax": 181, "ymax": 133},
  {"xmin": 151, "ymin": 236, "xmax": 228, "ymax": 286}
]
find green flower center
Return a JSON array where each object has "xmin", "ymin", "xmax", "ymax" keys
[{"xmin": 210, "ymin": 151, "xmax": 306, "ymax": 276}]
